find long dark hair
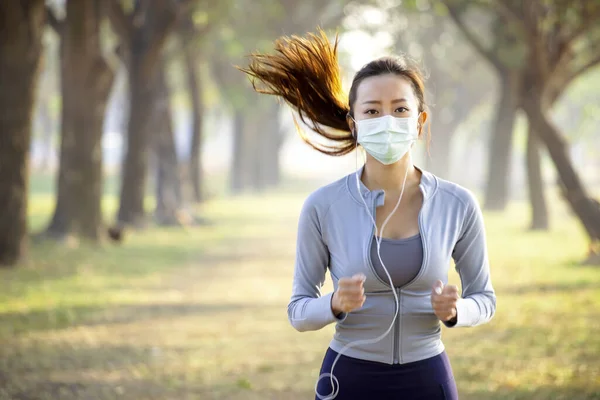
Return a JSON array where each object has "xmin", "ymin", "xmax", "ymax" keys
[{"xmin": 239, "ymin": 29, "xmax": 428, "ymax": 156}]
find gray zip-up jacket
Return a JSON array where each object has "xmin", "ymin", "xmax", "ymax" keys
[{"xmin": 288, "ymin": 167, "xmax": 496, "ymax": 365}]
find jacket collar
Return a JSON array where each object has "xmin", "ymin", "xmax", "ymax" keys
[{"xmin": 346, "ymin": 164, "xmax": 437, "ymax": 207}]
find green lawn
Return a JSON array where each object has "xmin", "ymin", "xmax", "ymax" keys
[{"xmin": 1, "ymin": 177, "xmax": 599, "ymax": 399}]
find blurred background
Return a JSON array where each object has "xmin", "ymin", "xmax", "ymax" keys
[{"xmin": 0, "ymin": 0, "xmax": 599, "ymax": 399}]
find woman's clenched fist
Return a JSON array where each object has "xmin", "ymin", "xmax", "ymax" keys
[
  {"xmin": 331, "ymin": 273, "xmax": 367, "ymax": 315},
  {"xmin": 431, "ymin": 280, "xmax": 459, "ymax": 322}
]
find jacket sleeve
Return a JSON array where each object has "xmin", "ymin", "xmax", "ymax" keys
[
  {"xmin": 447, "ymin": 193, "xmax": 497, "ymax": 328},
  {"xmin": 287, "ymin": 195, "xmax": 347, "ymax": 332}
]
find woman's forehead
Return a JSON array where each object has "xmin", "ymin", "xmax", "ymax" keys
[{"xmin": 355, "ymin": 74, "xmax": 416, "ymax": 103}]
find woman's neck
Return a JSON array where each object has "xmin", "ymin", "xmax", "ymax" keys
[{"xmin": 361, "ymin": 153, "xmax": 421, "ymax": 193}]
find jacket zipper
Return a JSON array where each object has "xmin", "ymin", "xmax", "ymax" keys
[
  {"xmin": 365, "ymin": 187, "xmax": 428, "ymax": 365},
  {"xmin": 398, "ymin": 187, "xmax": 427, "ymax": 364},
  {"xmin": 393, "ymin": 287, "xmax": 400, "ymax": 364},
  {"xmin": 366, "ymin": 199, "xmax": 397, "ymax": 363}
]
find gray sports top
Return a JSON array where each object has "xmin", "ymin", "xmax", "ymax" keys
[
  {"xmin": 288, "ymin": 166, "xmax": 496, "ymax": 365},
  {"xmin": 371, "ymin": 234, "xmax": 423, "ymax": 288}
]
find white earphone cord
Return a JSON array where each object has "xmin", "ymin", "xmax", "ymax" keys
[{"xmin": 314, "ymin": 140, "xmax": 411, "ymax": 400}]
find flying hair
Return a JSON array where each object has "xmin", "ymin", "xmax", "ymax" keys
[{"xmin": 238, "ymin": 29, "xmax": 355, "ymax": 156}]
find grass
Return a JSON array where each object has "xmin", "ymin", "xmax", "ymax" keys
[{"xmin": 0, "ymin": 174, "xmax": 599, "ymax": 399}]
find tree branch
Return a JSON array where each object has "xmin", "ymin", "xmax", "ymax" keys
[
  {"xmin": 545, "ymin": 40, "xmax": 600, "ymax": 106},
  {"xmin": 571, "ymin": 53, "xmax": 600, "ymax": 82},
  {"xmin": 107, "ymin": 0, "xmax": 132, "ymax": 43},
  {"xmin": 138, "ymin": 2, "xmax": 181, "ymax": 80},
  {"xmin": 542, "ymin": 2, "xmax": 600, "ymax": 90},
  {"xmin": 493, "ymin": 0, "xmax": 526, "ymax": 26},
  {"xmin": 523, "ymin": 2, "xmax": 553, "ymax": 82},
  {"xmin": 442, "ymin": 2, "xmax": 504, "ymax": 72},
  {"xmin": 558, "ymin": 2, "xmax": 600, "ymax": 51},
  {"xmin": 167, "ymin": 15, "xmax": 210, "ymax": 61},
  {"xmin": 45, "ymin": 5, "xmax": 63, "ymax": 35}
]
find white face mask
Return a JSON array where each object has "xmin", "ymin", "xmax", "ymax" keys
[{"xmin": 355, "ymin": 115, "xmax": 420, "ymax": 165}]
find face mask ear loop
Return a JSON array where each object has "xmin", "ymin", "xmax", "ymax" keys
[
  {"xmin": 315, "ymin": 123, "xmax": 409, "ymax": 400},
  {"xmin": 348, "ymin": 113, "xmax": 357, "ymax": 140}
]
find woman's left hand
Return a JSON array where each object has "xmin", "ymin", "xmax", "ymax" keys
[{"xmin": 431, "ymin": 280, "xmax": 459, "ymax": 322}]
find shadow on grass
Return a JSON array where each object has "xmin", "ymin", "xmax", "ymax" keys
[
  {"xmin": 0, "ymin": 340, "xmax": 311, "ymax": 400},
  {"xmin": 3, "ymin": 228, "xmax": 293, "ymax": 296},
  {"xmin": 500, "ymin": 280, "xmax": 600, "ymax": 295},
  {"xmin": 3, "ymin": 377, "xmax": 175, "ymax": 400},
  {"xmin": 0, "ymin": 302, "xmax": 256, "ymax": 336},
  {"xmin": 1, "ymin": 343, "xmax": 156, "ymax": 374},
  {"xmin": 3, "ymin": 376, "xmax": 312, "ymax": 400},
  {"xmin": 0, "ymin": 241, "xmax": 207, "ymax": 300},
  {"xmin": 0, "ymin": 340, "xmax": 175, "ymax": 399},
  {"xmin": 461, "ymin": 385, "xmax": 600, "ymax": 400}
]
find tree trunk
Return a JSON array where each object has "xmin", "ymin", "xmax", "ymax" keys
[
  {"xmin": 116, "ymin": 3, "xmax": 178, "ymax": 227},
  {"xmin": 426, "ymin": 119, "xmax": 458, "ymax": 180},
  {"xmin": 230, "ymin": 111, "xmax": 245, "ymax": 194},
  {"xmin": 526, "ymin": 124, "xmax": 548, "ymax": 230},
  {"xmin": 260, "ymin": 101, "xmax": 283, "ymax": 187},
  {"xmin": 46, "ymin": 0, "xmax": 115, "ymax": 241},
  {"xmin": 522, "ymin": 92, "xmax": 600, "ymax": 263},
  {"xmin": 524, "ymin": 80, "xmax": 571, "ymax": 232},
  {"xmin": 0, "ymin": 1, "xmax": 45, "ymax": 266},
  {"xmin": 247, "ymin": 111, "xmax": 265, "ymax": 192},
  {"xmin": 232, "ymin": 104, "xmax": 274, "ymax": 193},
  {"xmin": 183, "ymin": 44, "xmax": 205, "ymax": 203},
  {"xmin": 153, "ymin": 61, "xmax": 183, "ymax": 225},
  {"xmin": 483, "ymin": 72, "xmax": 519, "ymax": 211},
  {"xmin": 117, "ymin": 46, "xmax": 160, "ymax": 226}
]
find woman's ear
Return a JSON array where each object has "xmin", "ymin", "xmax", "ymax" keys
[
  {"xmin": 417, "ymin": 111, "xmax": 428, "ymax": 137},
  {"xmin": 346, "ymin": 113, "xmax": 356, "ymax": 138}
]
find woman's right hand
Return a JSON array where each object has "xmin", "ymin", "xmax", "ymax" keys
[{"xmin": 332, "ymin": 273, "xmax": 367, "ymax": 315}]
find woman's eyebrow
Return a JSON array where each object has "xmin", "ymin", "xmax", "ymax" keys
[{"xmin": 361, "ymin": 98, "xmax": 408, "ymax": 104}]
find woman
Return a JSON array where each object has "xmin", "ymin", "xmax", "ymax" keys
[{"xmin": 240, "ymin": 30, "xmax": 496, "ymax": 400}]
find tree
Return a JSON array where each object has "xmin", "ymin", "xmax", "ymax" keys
[
  {"xmin": 153, "ymin": 58, "xmax": 184, "ymax": 225},
  {"xmin": 526, "ymin": 125, "xmax": 548, "ymax": 230},
  {"xmin": 383, "ymin": 6, "xmax": 491, "ymax": 179},
  {"xmin": 181, "ymin": 26, "xmax": 206, "ymax": 203},
  {"xmin": 177, "ymin": 5, "xmax": 229, "ymax": 203},
  {"xmin": 0, "ymin": 1, "xmax": 46, "ymax": 266},
  {"xmin": 151, "ymin": 4, "xmax": 231, "ymax": 221},
  {"xmin": 212, "ymin": 0, "xmax": 350, "ymax": 193},
  {"xmin": 45, "ymin": 0, "xmax": 116, "ymax": 242},
  {"xmin": 108, "ymin": 0, "xmax": 190, "ymax": 227},
  {"xmin": 443, "ymin": 0, "xmax": 600, "ymax": 262}
]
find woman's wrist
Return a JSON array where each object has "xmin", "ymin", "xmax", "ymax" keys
[{"xmin": 330, "ymin": 292, "xmax": 343, "ymax": 316}]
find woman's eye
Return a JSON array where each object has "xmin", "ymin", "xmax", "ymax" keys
[
  {"xmin": 395, "ymin": 107, "xmax": 409, "ymax": 113},
  {"xmin": 365, "ymin": 109, "xmax": 379, "ymax": 115}
]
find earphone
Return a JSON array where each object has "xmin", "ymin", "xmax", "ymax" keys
[{"xmin": 314, "ymin": 132, "xmax": 410, "ymax": 400}]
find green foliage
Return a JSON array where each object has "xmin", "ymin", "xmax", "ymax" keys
[
  {"xmin": 379, "ymin": 2, "xmax": 496, "ymax": 132},
  {"xmin": 553, "ymin": 67, "xmax": 600, "ymax": 147},
  {"xmin": 443, "ymin": 0, "xmax": 600, "ymax": 84},
  {"xmin": 206, "ymin": 0, "xmax": 354, "ymax": 111}
]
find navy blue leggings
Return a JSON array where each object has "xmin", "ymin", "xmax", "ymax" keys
[{"xmin": 315, "ymin": 347, "xmax": 459, "ymax": 400}]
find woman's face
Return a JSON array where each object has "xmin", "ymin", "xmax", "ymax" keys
[{"xmin": 348, "ymin": 74, "xmax": 427, "ymax": 135}]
